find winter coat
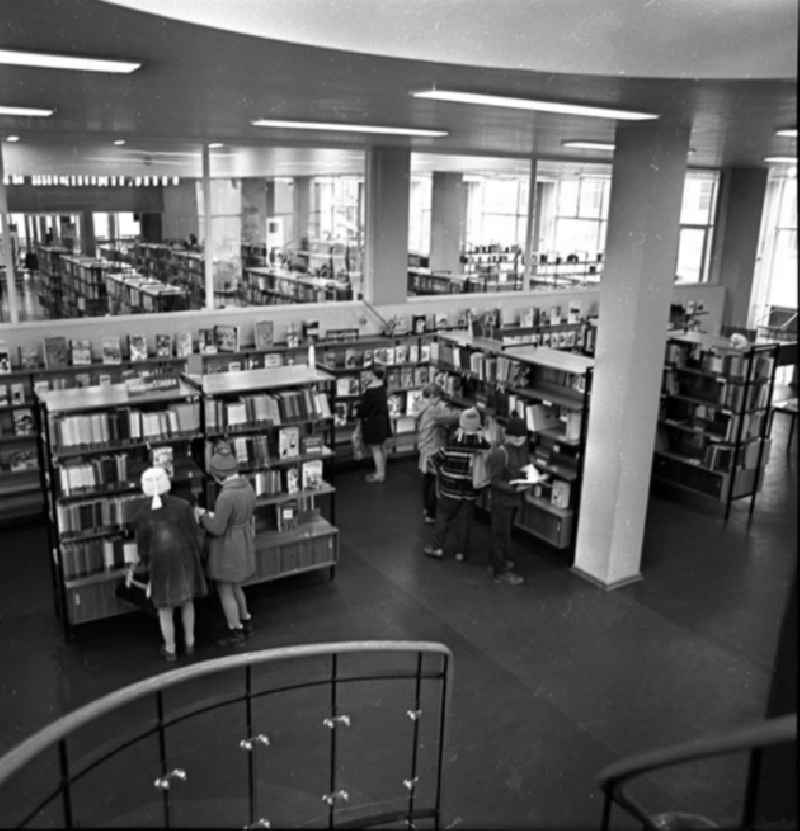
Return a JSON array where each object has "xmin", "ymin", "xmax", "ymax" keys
[
  {"xmin": 201, "ymin": 476, "xmax": 257, "ymax": 583},
  {"xmin": 433, "ymin": 428, "xmax": 491, "ymax": 501},
  {"xmin": 132, "ymin": 495, "xmax": 207, "ymax": 608},
  {"xmin": 487, "ymin": 442, "xmax": 531, "ymax": 510},
  {"xmin": 359, "ymin": 383, "xmax": 392, "ymax": 446},
  {"xmin": 417, "ymin": 399, "xmax": 459, "ymax": 473}
]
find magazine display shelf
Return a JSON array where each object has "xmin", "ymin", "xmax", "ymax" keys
[
  {"xmin": 38, "ymin": 381, "xmax": 205, "ymax": 635},
  {"xmin": 196, "ymin": 366, "xmax": 340, "ymax": 587}
]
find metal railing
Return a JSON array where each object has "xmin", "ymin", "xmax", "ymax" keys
[
  {"xmin": 0, "ymin": 640, "xmax": 453, "ymax": 829},
  {"xmin": 596, "ymin": 714, "xmax": 797, "ymax": 830}
]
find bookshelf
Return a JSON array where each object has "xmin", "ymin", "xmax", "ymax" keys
[
  {"xmin": 462, "ymin": 245, "xmax": 523, "ymax": 290},
  {"xmin": 197, "ymin": 366, "xmax": 339, "ymax": 586},
  {"xmin": 433, "ymin": 333, "xmax": 594, "ymax": 556},
  {"xmin": 0, "ymin": 369, "xmax": 43, "ymax": 520},
  {"xmin": 186, "ymin": 342, "xmax": 309, "ymax": 375},
  {"xmin": 316, "ymin": 335, "xmax": 433, "ymax": 463},
  {"xmin": 242, "ymin": 266, "xmax": 353, "ymax": 305},
  {"xmin": 38, "ymin": 380, "xmax": 205, "ymax": 634},
  {"xmin": 530, "ymin": 254, "xmax": 604, "ymax": 288},
  {"xmin": 407, "ymin": 268, "xmax": 469, "ymax": 296},
  {"xmin": 654, "ymin": 334, "xmax": 779, "ymax": 519}
]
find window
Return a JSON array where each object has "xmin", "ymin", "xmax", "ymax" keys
[
  {"xmin": 408, "ymin": 174, "xmax": 432, "ymax": 255},
  {"xmin": 675, "ymin": 169, "xmax": 720, "ymax": 283},
  {"xmin": 465, "ymin": 175, "xmax": 529, "ymax": 250}
]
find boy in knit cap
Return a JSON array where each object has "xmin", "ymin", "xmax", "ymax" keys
[
  {"xmin": 424, "ymin": 407, "xmax": 490, "ymax": 562},
  {"xmin": 486, "ymin": 414, "xmax": 529, "ymax": 585}
]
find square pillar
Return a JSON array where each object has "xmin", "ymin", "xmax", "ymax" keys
[
  {"xmin": 293, "ymin": 176, "xmax": 312, "ymax": 248},
  {"xmin": 574, "ymin": 116, "xmax": 691, "ymax": 588},
  {"xmin": 364, "ymin": 146, "xmax": 410, "ymax": 305},
  {"xmin": 430, "ymin": 171, "xmax": 467, "ymax": 274}
]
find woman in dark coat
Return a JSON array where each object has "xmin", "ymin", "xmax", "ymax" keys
[
  {"xmin": 133, "ymin": 467, "xmax": 207, "ymax": 661},
  {"xmin": 196, "ymin": 444, "xmax": 257, "ymax": 646},
  {"xmin": 359, "ymin": 366, "xmax": 392, "ymax": 483}
]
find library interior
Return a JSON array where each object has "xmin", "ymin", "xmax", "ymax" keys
[{"xmin": 0, "ymin": 1, "xmax": 796, "ymax": 828}]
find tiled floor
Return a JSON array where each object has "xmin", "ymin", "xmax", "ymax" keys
[{"xmin": 0, "ymin": 415, "xmax": 795, "ymax": 828}]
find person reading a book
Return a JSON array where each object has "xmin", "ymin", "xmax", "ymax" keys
[
  {"xmin": 358, "ymin": 367, "xmax": 392, "ymax": 484},
  {"xmin": 195, "ymin": 444, "xmax": 257, "ymax": 647},
  {"xmin": 485, "ymin": 415, "xmax": 529, "ymax": 586},
  {"xmin": 132, "ymin": 467, "xmax": 207, "ymax": 662},
  {"xmin": 417, "ymin": 384, "xmax": 459, "ymax": 524}
]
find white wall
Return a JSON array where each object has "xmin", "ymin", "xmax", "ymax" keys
[{"xmin": 162, "ymin": 181, "xmax": 198, "ymax": 242}]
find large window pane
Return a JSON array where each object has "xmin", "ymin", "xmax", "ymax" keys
[{"xmin": 675, "ymin": 228, "xmax": 708, "ymax": 282}]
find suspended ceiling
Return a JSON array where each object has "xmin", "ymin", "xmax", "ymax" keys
[{"xmin": 0, "ymin": 0, "xmax": 796, "ymax": 176}]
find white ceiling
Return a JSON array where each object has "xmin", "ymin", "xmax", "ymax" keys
[{"xmin": 0, "ymin": 0, "xmax": 796, "ymax": 173}]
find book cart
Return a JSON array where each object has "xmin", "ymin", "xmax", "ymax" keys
[
  {"xmin": 37, "ymin": 380, "xmax": 205, "ymax": 636},
  {"xmin": 433, "ymin": 331, "xmax": 594, "ymax": 559},
  {"xmin": 316, "ymin": 333, "xmax": 434, "ymax": 464},
  {"xmin": 654, "ymin": 334, "xmax": 779, "ymax": 519},
  {"xmin": 195, "ymin": 366, "xmax": 340, "ymax": 590}
]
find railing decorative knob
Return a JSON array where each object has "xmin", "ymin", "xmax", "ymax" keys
[
  {"xmin": 406, "ymin": 709, "xmax": 422, "ymax": 721},
  {"xmin": 322, "ymin": 714, "xmax": 351, "ymax": 729},
  {"xmin": 403, "ymin": 776, "xmax": 419, "ymax": 792},
  {"xmin": 153, "ymin": 768, "xmax": 187, "ymax": 790},
  {"xmin": 239, "ymin": 733, "xmax": 271, "ymax": 751},
  {"xmin": 322, "ymin": 789, "xmax": 349, "ymax": 806}
]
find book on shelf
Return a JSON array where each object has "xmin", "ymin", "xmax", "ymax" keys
[
  {"xmin": 277, "ymin": 503, "xmax": 298, "ymax": 532},
  {"xmin": 151, "ymin": 446, "xmax": 174, "ymax": 477},
  {"xmin": 564, "ymin": 411, "xmax": 582, "ymax": 442},
  {"xmin": 10, "ymin": 383, "xmax": 25, "ymax": 405},
  {"xmin": 263, "ymin": 352, "xmax": 282, "ymax": 368},
  {"xmin": 302, "ymin": 434, "xmax": 325, "ymax": 455},
  {"xmin": 199, "ymin": 328, "xmax": 217, "ymax": 354},
  {"xmin": 286, "ymin": 467, "xmax": 300, "ymax": 494},
  {"xmin": 129, "ymin": 335, "xmax": 148, "ymax": 362},
  {"xmin": 525, "ymin": 403, "xmax": 561, "ymax": 433},
  {"xmin": 420, "ymin": 344, "xmax": 431, "ymax": 363},
  {"xmin": 155, "ymin": 334, "xmax": 173, "ymax": 358},
  {"xmin": 406, "ymin": 389, "xmax": 423, "ymax": 415},
  {"xmin": 301, "ymin": 459, "xmax": 324, "ymax": 489},
  {"xmin": 334, "ymin": 403, "xmax": 349, "ymax": 427},
  {"xmin": 214, "ymin": 324, "xmax": 240, "ymax": 353},
  {"xmin": 33, "ymin": 379, "xmax": 50, "ymax": 397},
  {"xmin": 252, "ymin": 469, "xmax": 281, "ymax": 497},
  {"xmin": 254, "ymin": 320, "xmax": 274, "ymax": 350},
  {"xmin": 0, "ymin": 344, "xmax": 10, "ymax": 374},
  {"xmin": 344, "ymin": 349, "xmax": 362, "ymax": 368},
  {"xmin": 551, "ymin": 480, "xmax": 571, "ymax": 509},
  {"xmin": 12, "ymin": 408, "xmax": 34, "ymax": 436},
  {"xmin": 175, "ymin": 331, "xmax": 193, "ymax": 358},
  {"xmin": 0, "ymin": 410, "xmax": 13, "ymax": 436},
  {"xmin": 18, "ymin": 344, "xmax": 41, "ymax": 369},
  {"xmin": 400, "ymin": 367, "xmax": 414, "ymax": 389},
  {"xmin": 412, "ymin": 314, "xmax": 427, "ymax": 334},
  {"xmin": 70, "ymin": 339, "xmax": 92, "ymax": 367},
  {"xmin": 409, "ymin": 344, "xmax": 420, "ymax": 363},
  {"xmin": 43, "ymin": 337, "xmax": 70, "ymax": 370},
  {"xmin": 278, "ymin": 426, "xmax": 300, "ymax": 459},
  {"xmin": 101, "ymin": 337, "xmax": 122, "ymax": 365},
  {"xmin": 394, "ymin": 344, "xmax": 409, "ymax": 364},
  {"xmin": 414, "ymin": 366, "xmax": 430, "ymax": 387},
  {"xmin": 386, "ymin": 367, "xmax": 402, "ymax": 390},
  {"xmin": 362, "ymin": 349, "xmax": 373, "ymax": 368},
  {"xmin": 387, "ymin": 393, "xmax": 404, "ymax": 417},
  {"xmin": 0, "ymin": 385, "xmax": 7, "ymax": 407},
  {"xmin": 395, "ymin": 416, "xmax": 416, "ymax": 435}
]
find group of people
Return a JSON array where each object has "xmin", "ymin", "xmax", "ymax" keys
[
  {"xmin": 131, "ymin": 443, "xmax": 258, "ymax": 661},
  {"xmin": 357, "ymin": 372, "xmax": 529, "ymax": 586}
]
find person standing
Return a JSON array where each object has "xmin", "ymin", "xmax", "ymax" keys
[
  {"xmin": 196, "ymin": 444, "xmax": 256, "ymax": 646},
  {"xmin": 416, "ymin": 383, "xmax": 459, "ymax": 523},
  {"xmin": 132, "ymin": 467, "xmax": 207, "ymax": 661},
  {"xmin": 359, "ymin": 366, "xmax": 392, "ymax": 483},
  {"xmin": 424, "ymin": 407, "xmax": 489, "ymax": 562},
  {"xmin": 486, "ymin": 415, "xmax": 528, "ymax": 585}
]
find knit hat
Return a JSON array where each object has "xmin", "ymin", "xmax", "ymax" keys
[
  {"xmin": 505, "ymin": 414, "xmax": 527, "ymax": 437},
  {"xmin": 459, "ymin": 407, "xmax": 482, "ymax": 434},
  {"xmin": 141, "ymin": 466, "xmax": 170, "ymax": 510},
  {"xmin": 423, "ymin": 383, "xmax": 444, "ymax": 399},
  {"xmin": 209, "ymin": 443, "xmax": 239, "ymax": 479}
]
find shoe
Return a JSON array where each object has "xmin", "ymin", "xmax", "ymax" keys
[
  {"xmin": 424, "ymin": 546, "xmax": 444, "ymax": 559},
  {"xmin": 494, "ymin": 571, "xmax": 525, "ymax": 586},
  {"xmin": 241, "ymin": 618, "xmax": 254, "ymax": 635},
  {"xmin": 454, "ymin": 552, "xmax": 466, "ymax": 562},
  {"xmin": 216, "ymin": 629, "xmax": 246, "ymax": 648},
  {"xmin": 365, "ymin": 473, "xmax": 385, "ymax": 484},
  {"xmin": 423, "ymin": 514, "xmax": 436, "ymax": 525},
  {"xmin": 184, "ymin": 643, "xmax": 195, "ymax": 657},
  {"xmin": 161, "ymin": 646, "xmax": 177, "ymax": 662}
]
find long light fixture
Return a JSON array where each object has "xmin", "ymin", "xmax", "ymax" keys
[
  {"xmin": 251, "ymin": 119, "xmax": 448, "ymax": 137},
  {"xmin": 562, "ymin": 140, "xmax": 615, "ymax": 151},
  {"xmin": 0, "ymin": 49, "xmax": 140, "ymax": 73},
  {"xmin": 764, "ymin": 156, "xmax": 796, "ymax": 164},
  {"xmin": 5, "ymin": 135, "xmax": 20, "ymax": 142},
  {"xmin": 113, "ymin": 138, "xmax": 126, "ymax": 146},
  {"xmin": 775, "ymin": 128, "xmax": 797, "ymax": 138},
  {"xmin": 208, "ymin": 142, "xmax": 224, "ymax": 149},
  {"xmin": 412, "ymin": 89, "xmax": 658, "ymax": 120},
  {"xmin": 0, "ymin": 105, "xmax": 53, "ymax": 117}
]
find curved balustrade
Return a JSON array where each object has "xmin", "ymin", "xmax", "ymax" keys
[{"xmin": 0, "ymin": 640, "xmax": 453, "ymax": 829}]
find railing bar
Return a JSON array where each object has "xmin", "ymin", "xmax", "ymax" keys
[
  {"xmin": 434, "ymin": 654, "xmax": 448, "ymax": 830},
  {"xmin": 18, "ymin": 788, "xmax": 65, "ymax": 828},
  {"xmin": 600, "ymin": 787, "xmax": 613, "ymax": 831},
  {"xmin": 328, "ymin": 652, "xmax": 337, "ymax": 830},
  {"xmin": 333, "ymin": 807, "xmax": 438, "ymax": 829},
  {"xmin": 246, "ymin": 665, "xmax": 255, "ymax": 828},
  {"xmin": 741, "ymin": 746, "xmax": 762, "ymax": 828},
  {"xmin": 57, "ymin": 739, "xmax": 73, "ymax": 830},
  {"xmin": 156, "ymin": 691, "xmax": 170, "ymax": 829},
  {"xmin": 62, "ymin": 724, "xmax": 161, "ymax": 785},
  {"xmin": 407, "ymin": 652, "xmax": 423, "ymax": 825},
  {"xmin": 612, "ymin": 783, "xmax": 662, "ymax": 830}
]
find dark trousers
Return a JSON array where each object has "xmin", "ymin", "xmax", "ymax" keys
[
  {"xmin": 423, "ymin": 472, "xmax": 437, "ymax": 518},
  {"xmin": 432, "ymin": 496, "xmax": 474, "ymax": 556},
  {"xmin": 490, "ymin": 504, "xmax": 515, "ymax": 575}
]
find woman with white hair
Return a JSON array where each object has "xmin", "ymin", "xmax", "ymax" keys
[{"xmin": 132, "ymin": 466, "xmax": 207, "ymax": 661}]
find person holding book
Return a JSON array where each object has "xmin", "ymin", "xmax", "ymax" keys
[
  {"xmin": 195, "ymin": 444, "xmax": 257, "ymax": 646},
  {"xmin": 424, "ymin": 407, "xmax": 490, "ymax": 562},
  {"xmin": 417, "ymin": 383, "xmax": 459, "ymax": 524},
  {"xmin": 486, "ymin": 415, "xmax": 529, "ymax": 586},
  {"xmin": 131, "ymin": 467, "xmax": 207, "ymax": 662},
  {"xmin": 358, "ymin": 366, "xmax": 392, "ymax": 484}
]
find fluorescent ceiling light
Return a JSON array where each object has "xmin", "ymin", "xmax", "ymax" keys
[
  {"xmin": 208, "ymin": 142, "xmax": 224, "ymax": 149},
  {"xmin": 0, "ymin": 105, "xmax": 53, "ymax": 117},
  {"xmin": 251, "ymin": 119, "xmax": 448, "ymax": 137},
  {"xmin": 562, "ymin": 140, "xmax": 615, "ymax": 151},
  {"xmin": 775, "ymin": 129, "xmax": 797, "ymax": 138},
  {"xmin": 5, "ymin": 135, "xmax": 20, "ymax": 142},
  {"xmin": 0, "ymin": 49, "xmax": 140, "ymax": 73},
  {"xmin": 764, "ymin": 156, "xmax": 796, "ymax": 164},
  {"xmin": 113, "ymin": 138, "xmax": 126, "ymax": 146},
  {"xmin": 412, "ymin": 89, "xmax": 657, "ymax": 121}
]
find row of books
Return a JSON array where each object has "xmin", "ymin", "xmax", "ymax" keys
[
  {"xmin": 666, "ymin": 343, "xmax": 775, "ymax": 381},
  {"xmin": 497, "ymin": 328, "xmax": 584, "ymax": 349},
  {"xmin": 0, "ymin": 381, "xmax": 28, "ymax": 406},
  {"xmin": 506, "ymin": 400, "xmax": 582, "ymax": 440},
  {"xmin": 61, "ymin": 538, "xmax": 139, "ymax": 580},
  {"xmin": 663, "ymin": 369, "xmax": 771, "ymax": 411},
  {"xmin": 56, "ymin": 495, "xmax": 146, "ymax": 535},
  {"xmin": 59, "ymin": 454, "xmax": 135, "ymax": 497},
  {"xmin": 660, "ymin": 401, "xmax": 767, "ymax": 443},
  {"xmin": 204, "ymin": 390, "xmax": 330, "ymax": 432},
  {"xmin": 321, "ymin": 342, "xmax": 432, "ymax": 370},
  {"xmin": 205, "ymin": 432, "xmax": 326, "ymax": 468},
  {"xmin": 244, "ymin": 459, "xmax": 325, "ymax": 497},
  {"xmin": 527, "ymin": 478, "xmax": 572, "ymax": 510},
  {"xmin": 387, "ymin": 389, "xmax": 425, "ymax": 418},
  {"xmin": 54, "ymin": 404, "xmax": 200, "ymax": 449},
  {"xmin": 0, "ymin": 407, "xmax": 34, "ymax": 438},
  {"xmin": 702, "ymin": 438, "xmax": 770, "ymax": 471},
  {"xmin": 0, "ymin": 446, "xmax": 37, "ymax": 472}
]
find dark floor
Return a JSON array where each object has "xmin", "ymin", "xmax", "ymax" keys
[{"xmin": 0, "ymin": 414, "xmax": 796, "ymax": 828}]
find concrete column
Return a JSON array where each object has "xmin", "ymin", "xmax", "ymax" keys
[
  {"xmin": 714, "ymin": 167, "xmax": 768, "ymax": 329},
  {"xmin": 363, "ymin": 146, "xmax": 410, "ymax": 305},
  {"xmin": 202, "ymin": 145, "xmax": 213, "ymax": 309},
  {"xmin": 241, "ymin": 178, "xmax": 267, "ymax": 246},
  {"xmin": 0, "ymin": 145, "xmax": 18, "ymax": 323},
  {"xmin": 293, "ymin": 176, "xmax": 311, "ymax": 248},
  {"xmin": 524, "ymin": 158, "xmax": 538, "ymax": 286},
  {"xmin": 574, "ymin": 116, "xmax": 691, "ymax": 588},
  {"xmin": 81, "ymin": 209, "xmax": 95, "ymax": 257},
  {"xmin": 430, "ymin": 171, "xmax": 466, "ymax": 274}
]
